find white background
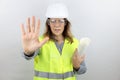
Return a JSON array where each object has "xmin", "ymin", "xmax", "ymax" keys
[{"xmin": 0, "ymin": 0, "xmax": 120, "ymax": 80}]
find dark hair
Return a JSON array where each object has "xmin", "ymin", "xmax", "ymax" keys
[{"xmin": 43, "ymin": 18, "xmax": 73, "ymax": 43}]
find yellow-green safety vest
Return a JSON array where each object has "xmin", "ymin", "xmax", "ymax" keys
[{"xmin": 34, "ymin": 36, "xmax": 79, "ymax": 80}]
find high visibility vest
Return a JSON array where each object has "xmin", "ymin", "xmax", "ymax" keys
[{"xmin": 34, "ymin": 36, "xmax": 79, "ymax": 80}]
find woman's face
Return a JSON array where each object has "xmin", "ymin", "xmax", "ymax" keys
[{"xmin": 49, "ymin": 18, "xmax": 65, "ymax": 36}]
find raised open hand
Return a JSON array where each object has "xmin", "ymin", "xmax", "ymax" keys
[{"xmin": 20, "ymin": 16, "xmax": 49, "ymax": 55}]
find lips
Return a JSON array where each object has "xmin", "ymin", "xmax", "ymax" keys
[{"xmin": 54, "ymin": 29, "xmax": 61, "ymax": 32}]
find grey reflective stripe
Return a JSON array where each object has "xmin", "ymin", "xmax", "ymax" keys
[{"xmin": 34, "ymin": 70, "xmax": 75, "ymax": 79}]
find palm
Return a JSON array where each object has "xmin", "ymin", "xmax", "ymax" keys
[{"xmin": 20, "ymin": 16, "xmax": 49, "ymax": 54}]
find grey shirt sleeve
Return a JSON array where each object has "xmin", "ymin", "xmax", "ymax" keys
[
  {"xmin": 22, "ymin": 49, "xmax": 40, "ymax": 60},
  {"xmin": 73, "ymin": 61, "xmax": 87, "ymax": 75}
]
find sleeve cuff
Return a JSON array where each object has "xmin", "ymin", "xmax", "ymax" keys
[
  {"xmin": 73, "ymin": 61, "xmax": 87, "ymax": 75},
  {"xmin": 22, "ymin": 49, "xmax": 40, "ymax": 60}
]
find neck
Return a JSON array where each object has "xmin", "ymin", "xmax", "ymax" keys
[{"xmin": 54, "ymin": 35, "xmax": 64, "ymax": 44}]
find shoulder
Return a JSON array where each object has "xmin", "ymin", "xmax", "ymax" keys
[
  {"xmin": 72, "ymin": 37, "xmax": 79, "ymax": 47},
  {"xmin": 65, "ymin": 37, "xmax": 79, "ymax": 44},
  {"xmin": 73, "ymin": 37, "xmax": 79, "ymax": 41},
  {"xmin": 65, "ymin": 37, "xmax": 79, "ymax": 47},
  {"xmin": 73, "ymin": 37, "xmax": 79, "ymax": 43}
]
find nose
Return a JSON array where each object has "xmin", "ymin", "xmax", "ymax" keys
[{"xmin": 54, "ymin": 22, "xmax": 60, "ymax": 27}]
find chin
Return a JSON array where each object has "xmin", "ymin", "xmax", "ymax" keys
[{"xmin": 54, "ymin": 33, "xmax": 62, "ymax": 36}]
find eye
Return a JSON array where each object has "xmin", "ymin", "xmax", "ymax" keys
[
  {"xmin": 50, "ymin": 19, "xmax": 56, "ymax": 23},
  {"xmin": 59, "ymin": 19, "xmax": 65, "ymax": 23}
]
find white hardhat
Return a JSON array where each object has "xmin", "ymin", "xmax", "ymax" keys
[{"xmin": 45, "ymin": 3, "xmax": 69, "ymax": 18}]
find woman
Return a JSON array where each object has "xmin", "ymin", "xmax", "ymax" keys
[{"xmin": 20, "ymin": 3, "xmax": 87, "ymax": 80}]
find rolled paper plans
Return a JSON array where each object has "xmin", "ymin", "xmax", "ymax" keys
[{"xmin": 78, "ymin": 37, "xmax": 91, "ymax": 55}]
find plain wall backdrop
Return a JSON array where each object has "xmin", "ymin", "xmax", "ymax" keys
[{"xmin": 0, "ymin": 0, "xmax": 120, "ymax": 80}]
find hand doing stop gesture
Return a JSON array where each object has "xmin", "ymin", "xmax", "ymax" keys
[{"xmin": 20, "ymin": 16, "xmax": 49, "ymax": 55}]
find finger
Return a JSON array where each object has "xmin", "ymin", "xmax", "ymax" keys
[
  {"xmin": 80, "ymin": 54, "xmax": 85, "ymax": 61},
  {"xmin": 31, "ymin": 16, "xmax": 35, "ymax": 32},
  {"xmin": 82, "ymin": 54, "xmax": 85, "ymax": 59},
  {"xmin": 26, "ymin": 17, "xmax": 30, "ymax": 33},
  {"xmin": 81, "ymin": 54, "xmax": 85, "ymax": 57},
  {"xmin": 20, "ymin": 24, "xmax": 26, "ymax": 35},
  {"xmin": 35, "ymin": 19, "xmax": 40, "ymax": 35},
  {"xmin": 38, "ymin": 37, "xmax": 49, "ymax": 48},
  {"xmin": 26, "ymin": 17, "xmax": 31, "ymax": 32}
]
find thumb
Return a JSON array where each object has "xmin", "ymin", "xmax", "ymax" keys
[
  {"xmin": 38, "ymin": 37, "xmax": 49, "ymax": 48},
  {"xmin": 73, "ymin": 48, "xmax": 78, "ymax": 56},
  {"xmin": 81, "ymin": 54, "xmax": 86, "ymax": 60}
]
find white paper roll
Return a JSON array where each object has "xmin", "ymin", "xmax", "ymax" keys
[{"xmin": 78, "ymin": 37, "xmax": 91, "ymax": 55}]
